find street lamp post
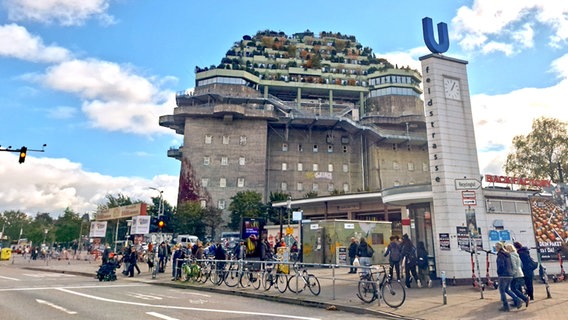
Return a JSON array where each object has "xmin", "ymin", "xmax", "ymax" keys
[
  {"xmin": 287, "ymin": 196, "xmax": 292, "ymax": 227},
  {"xmin": 149, "ymin": 187, "xmax": 164, "ymax": 218}
]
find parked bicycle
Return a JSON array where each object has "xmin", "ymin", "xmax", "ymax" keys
[
  {"xmin": 357, "ymin": 264, "xmax": 406, "ymax": 308},
  {"xmin": 263, "ymin": 258, "xmax": 288, "ymax": 293},
  {"xmin": 180, "ymin": 258, "xmax": 201, "ymax": 283},
  {"xmin": 287, "ymin": 261, "xmax": 321, "ymax": 296},
  {"xmin": 238, "ymin": 260, "xmax": 262, "ymax": 289}
]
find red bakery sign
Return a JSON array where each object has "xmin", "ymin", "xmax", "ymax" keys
[{"xmin": 485, "ymin": 174, "xmax": 551, "ymax": 188}]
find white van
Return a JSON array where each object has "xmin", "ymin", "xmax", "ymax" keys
[{"xmin": 176, "ymin": 235, "xmax": 198, "ymax": 247}]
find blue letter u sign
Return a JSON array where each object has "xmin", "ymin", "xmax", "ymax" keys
[{"xmin": 422, "ymin": 17, "xmax": 449, "ymax": 54}]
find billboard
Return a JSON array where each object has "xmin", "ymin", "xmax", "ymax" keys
[
  {"xmin": 131, "ymin": 215, "xmax": 151, "ymax": 235},
  {"xmin": 96, "ymin": 203, "xmax": 147, "ymax": 221},
  {"xmin": 89, "ymin": 221, "xmax": 107, "ymax": 238},
  {"xmin": 529, "ymin": 194, "xmax": 568, "ymax": 260}
]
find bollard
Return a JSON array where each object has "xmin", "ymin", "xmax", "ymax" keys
[
  {"xmin": 441, "ymin": 271, "xmax": 447, "ymax": 305},
  {"xmin": 332, "ymin": 265, "xmax": 336, "ymax": 300}
]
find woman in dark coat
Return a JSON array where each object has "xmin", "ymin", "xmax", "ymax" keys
[{"xmin": 514, "ymin": 241, "xmax": 537, "ymax": 300}]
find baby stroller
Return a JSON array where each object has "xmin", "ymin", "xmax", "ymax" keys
[{"xmin": 96, "ymin": 253, "xmax": 120, "ymax": 281}]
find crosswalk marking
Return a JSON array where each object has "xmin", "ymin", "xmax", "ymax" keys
[
  {"xmin": 146, "ymin": 312, "xmax": 179, "ymax": 320},
  {"xmin": 36, "ymin": 299, "xmax": 77, "ymax": 314},
  {"xmin": 0, "ymin": 275, "xmax": 20, "ymax": 281}
]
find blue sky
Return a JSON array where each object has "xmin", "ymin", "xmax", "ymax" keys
[{"xmin": 1, "ymin": 0, "xmax": 567, "ymax": 216}]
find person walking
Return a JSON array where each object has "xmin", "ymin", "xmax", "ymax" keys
[
  {"xmin": 416, "ymin": 241, "xmax": 432, "ymax": 288},
  {"xmin": 356, "ymin": 237, "xmax": 374, "ymax": 275},
  {"xmin": 514, "ymin": 241, "xmax": 537, "ymax": 300},
  {"xmin": 158, "ymin": 242, "xmax": 167, "ymax": 273},
  {"xmin": 348, "ymin": 237, "xmax": 359, "ymax": 274},
  {"xmin": 401, "ymin": 234, "xmax": 420, "ymax": 288},
  {"xmin": 506, "ymin": 243, "xmax": 529, "ymax": 308},
  {"xmin": 384, "ymin": 235, "xmax": 401, "ymax": 281},
  {"xmin": 495, "ymin": 242, "xmax": 521, "ymax": 312},
  {"xmin": 127, "ymin": 246, "xmax": 140, "ymax": 277}
]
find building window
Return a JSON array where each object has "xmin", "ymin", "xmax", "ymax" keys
[
  {"xmin": 221, "ymin": 157, "xmax": 228, "ymax": 166},
  {"xmin": 201, "ymin": 178, "xmax": 209, "ymax": 187},
  {"xmin": 200, "ymin": 200, "xmax": 207, "ymax": 208},
  {"xmin": 237, "ymin": 178, "xmax": 245, "ymax": 187},
  {"xmin": 423, "ymin": 162, "xmax": 429, "ymax": 172},
  {"xmin": 281, "ymin": 182, "xmax": 288, "ymax": 191},
  {"xmin": 205, "ymin": 135, "xmax": 212, "ymax": 144},
  {"xmin": 408, "ymin": 162, "xmax": 415, "ymax": 171},
  {"xmin": 239, "ymin": 157, "xmax": 246, "ymax": 166},
  {"xmin": 220, "ymin": 178, "xmax": 226, "ymax": 188},
  {"xmin": 223, "ymin": 135, "xmax": 230, "ymax": 145},
  {"xmin": 328, "ymin": 183, "xmax": 334, "ymax": 192},
  {"xmin": 282, "ymin": 143, "xmax": 288, "ymax": 152},
  {"xmin": 313, "ymin": 163, "xmax": 319, "ymax": 171},
  {"xmin": 393, "ymin": 180, "xmax": 401, "ymax": 187},
  {"xmin": 313, "ymin": 144, "xmax": 318, "ymax": 152},
  {"xmin": 343, "ymin": 164, "xmax": 349, "ymax": 173},
  {"xmin": 239, "ymin": 136, "xmax": 247, "ymax": 145},
  {"xmin": 218, "ymin": 199, "xmax": 226, "ymax": 209},
  {"xmin": 298, "ymin": 144, "xmax": 303, "ymax": 152},
  {"xmin": 393, "ymin": 161, "xmax": 400, "ymax": 170},
  {"xmin": 328, "ymin": 164, "xmax": 334, "ymax": 172},
  {"xmin": 343, "ymin": 183, "xmax": 349, "ymax": 192},
  {"xmin": 328, "ymin": 145, "xmax": 333, "ymax": 153},
  {"xmin": 297, "ymin": 163, "xmax": 303, "ymax": 171},
  {"xmin": 297, "ymin": 182, "xmax": 303, "ymax": 191},
  {"xmin": 282, "ymin": 163, "xmax": 288, "ymax": 171},
  {"xmin": 312, "ymin": 183, "xmax": 319, "ymax": 192},
  {"xmin": 204, "ymin": 156, "xmax": 210, "ymax": 166}
]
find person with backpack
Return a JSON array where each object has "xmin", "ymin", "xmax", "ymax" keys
[
  {"xmin": 356, "ymin": 237, "xmax": 374, "ymax": 275},
  {"xmin": 384, "ymin": 235, "xmax": 401, "ymax": 281},
  {"xmin": 401, "ymin": 234, "xmax": 420, "ymax": 288},
  {"xmin": 514, "ymin": 241, "xmax": 537, "ymax": 300},
  {"xmin": 416, "ymin": 241, "xmax": 432, "ymax": 288},
  {"xmin": 496, "ymin": 241, "xmax": 521, "ymax": 312}
]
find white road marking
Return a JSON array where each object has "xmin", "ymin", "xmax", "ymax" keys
[
  {"xmin": 174, "ymin": 290, "xmax": 210, "ymax": 297},
  {"xmin": 0, "ymin": 275, "xmax": 20, "ymax": 281},
  {"xmin": 36, "ymin": 299, "xmax": 77, "ymax": 314},
  {"xmin": 128, "ymin": 292, "xmax": 163, "ymax": 300},
  {"xmin": 23, "ymin": 273, "xmax": 75, "ymax": 278},
  {"xmin": 188, "ymin": 299, "xmax": 207, "ymax": 304},
  {"xmin": 0, "ymin": 283, "xmax": 146, "ymax": 292},
  {"xmin": 57, "ymin": 288, "xmax": 321, "ymax": 320},
  {"xmin": 146, "ymin": 311, "xmax": 179, "ymax": 320}
]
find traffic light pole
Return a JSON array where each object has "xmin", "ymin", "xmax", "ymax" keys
[{"xmin": 0, "ymin": 144, "xmax": 47, "ymax": 163}]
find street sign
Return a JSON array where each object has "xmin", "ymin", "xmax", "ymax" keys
[
  {"xmin": 462, "ymin": 191, "xmax": 476, "ymax": 199},
  {"xmin": 454, "ymin": 178, "xmax": 481, "ymax": 190},
  {"xmin": 463, "ymin": 198, "xmax": 477, "ymax": 206}
]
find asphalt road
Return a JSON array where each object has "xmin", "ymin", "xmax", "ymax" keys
[{"xmin": 0, "ymin": 266, "xmax": 382, "ymax": 320}]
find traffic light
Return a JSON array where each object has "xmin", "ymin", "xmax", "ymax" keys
[
  {"xmin": 18, "ymin": 146, "xmax": 27, "ymax": 164},
  {"xmin": 157, "ymin": 217, "xmax": 165, "ymax": 230}
]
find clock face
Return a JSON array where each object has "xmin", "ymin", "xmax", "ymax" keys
[{"xmin": 444, "ymin": 78, "xmax": 461, "ymax": 100}]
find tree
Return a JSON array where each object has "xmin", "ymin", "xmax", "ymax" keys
[
  {"xmin": 505, "ymin": 117, "xmax": 568, "ymax": 182},
  {"xmin": 53, "ymin": 207, "xmax": 81, "ymax": 245},
  {"xmin": 174, "ymin": 201, "xmax": 206, "ymax": 240},
  {"xmin": 266, "ymin": 192, "xmax": 290, "ymax": 225},
  {"xmin": 95, "ymin": 193, "xmax": 141, "ymax": 244},
  {"xmin": 228, "ymin": 191, "xmax": 265, "ymax": 230},
  {"xmin": 202, "ymin": 206, "xmax": 223, "ymax": 240},
  {"xmin": 0, "ymin": 210, "xmax": 31, "ymax": 243},
  {"xmin": 148, "ymin": 197, "xmax": 175, "ymax": 233}
]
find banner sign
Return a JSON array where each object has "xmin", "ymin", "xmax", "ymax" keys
[
  {"xmin": 131, "ymin": 215, "xmax": 151, "ymax": 235},
  {"xmin": 96, "ymin": 203, "xmax": 147, "ymax": 221},
  {"xmin": 89, "ymin": 221, "xmax": 107, "ymax": 238}
]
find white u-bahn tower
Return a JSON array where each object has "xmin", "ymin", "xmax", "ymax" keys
[{"xmin": 419, "ymin": 17, "xmax": 488, "ymax": 279}]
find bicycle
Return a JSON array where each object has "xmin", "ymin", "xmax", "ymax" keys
[
  {"xmin": 238, "ymin": 260, "xmax": 262, "ymax": 289},
  {"xmin": 287, "ymin": 261, "xmax": 321, "ymax": 296},
  {"xmin": 262, "ymin": 258, "xmax": 288, "ymax": 293},
  {"xmin": 180, "ymin": 258, "xmax": 201, "ymax": 283},
  {"xmin": 357, "ymin": 264, "xmax": 406, "ymax": 308}
]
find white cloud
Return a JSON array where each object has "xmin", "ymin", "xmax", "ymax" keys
[
  {"xmin": 0, "ymin": 153, "xmax": 178, "ymax": 217},
  {"xmin": 0, "ymin": 24, "xmax": 71, "ymax": 62},
  {"xmin": 3, "ymin": 0, "xmax": 114, "ymax": 26},
  {"xmin": 472, "ymin": 67, "xmax": 568, "ymax": 175},
  {"xmin": 452, "ymin": 0, "xmax": 568, "ymax": 54},
  {"xmin": 33, "ymin": 59, "xmax": 177, "ymax": 135}
]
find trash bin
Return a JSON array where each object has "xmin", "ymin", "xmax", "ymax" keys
[{"xmin": 0, "ymin": 248, "xmax": 12, "ymax": 260}]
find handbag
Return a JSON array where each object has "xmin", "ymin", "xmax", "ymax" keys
[{"xmin": 353, "ymin": 257, "xmax": 360, "ymax": 267}]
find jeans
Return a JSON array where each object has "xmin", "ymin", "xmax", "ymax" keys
[
  {"xmin": 360, "ymin": 257, "xmax": 371, "ymax": 275},
  {"xmin": 349, "ymin": 256, "xmax": 357, "ymax": 273},
  {"xmin": 511, "ymin": 277, "xmax": 528, "ymax": 303},
  {"xmin": 498, "ymin": 276, "xmax": 520, "ymax": 309}
]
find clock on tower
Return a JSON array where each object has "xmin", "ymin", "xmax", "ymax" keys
[{"xmin": 444, "ymin": 78, "xmax": 461, "ymax": 100}]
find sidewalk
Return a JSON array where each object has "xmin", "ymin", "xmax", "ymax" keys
[{"xmin": 4, "ymin": 255, "xmax": 568, "ymax": 320}]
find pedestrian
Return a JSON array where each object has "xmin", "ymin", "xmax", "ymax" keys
[
  {"xmin": 158, "ymin": 242, "xmax": 167, "ymax": 273},
  {"xmin": 127, "ymin": 246, "xmax": 140, "ymax": 277},
  {"xmin": 195, "ymin": 241, "xmax": 205, "ymax": 260},
  {"xmin": 495, "ymin": 242, "xmax": 521, "ymax": 312},
  {"xmin": 401, "ymin": 234, "xmax": 420, "ymax": 288},
  {"xmin": 348, "ymin": 237, "xmax": 359, "ymax": 274},
  {"xmin": 171, "ymin": 245, "xmax": 186, "ymax": 281},
  {"xmin": 506, "ymin": 243, "xmax": 529, "ymax": 308},
  {"xmin": 416, "ymin": 241, "xmax": 432, "ymax": 288},
  {"xmin": 384, "ymin": 235, "xmax": 401, "ymax": 281},
  {"xmin": 356, "ymin": 237, "xmax": 374, "ymax": 275},
  {"xmin": 514, "ymin": 241, "xmax": 537, "ymax": 300},
  {"xmin": 102, "ymin": 243, "xmax": 111, "ymax": 265}
]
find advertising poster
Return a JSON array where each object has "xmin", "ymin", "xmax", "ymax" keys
[
  {"xmin": 456, "ymin": 226, "xmax": 482, "ymax": 251},
  {"xmin": 439, "ymin": 233, "xmax": 450, "ymax": 251},
  {"xmin": 131, "ymin": 215, "xmax": 151, "ymax": 235},
  {"xmin": 89, "ymin": 221, "xmax": 107, "ymax": 238},
  {"xmin": 241, "ymin": 218, "xmax": 264, "ymax": 240},
  {"xmin": 529, "ymin": 195, "xmax": 568, "ymax": 260}
]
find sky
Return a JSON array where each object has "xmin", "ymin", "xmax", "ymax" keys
[{"xmin": 1, "ymin": 0, "xmax": 567, "ymax": 217}]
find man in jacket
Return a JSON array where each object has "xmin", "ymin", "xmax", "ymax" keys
[
  {"xmin": 348, "ymin": 237, "xmax": 359, "ymax": 274},
  {"xmin": 496, "ymin": 242, "xmax": 521, "ymax": 312}
]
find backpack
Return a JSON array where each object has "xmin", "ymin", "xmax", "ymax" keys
[
  {"xmin": 246, "ymin": 238, "xmax": 256, "ymax": 255},
  {"xmin": 367, "ymin": 245, "xmax": 374, "ymax": 257},
  {"xmin": 388, "ymin": 242, "xmax": 401, "ymax": 262}
]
